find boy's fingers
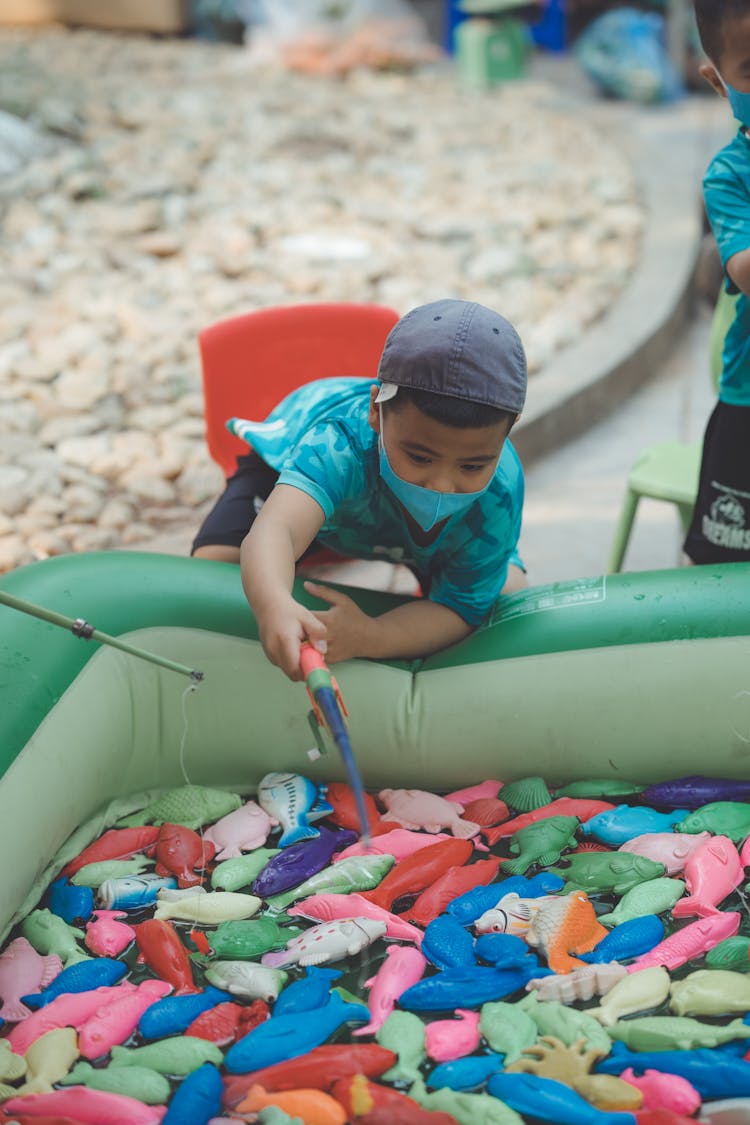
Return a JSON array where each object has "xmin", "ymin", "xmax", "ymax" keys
[
  {"xmin": 302, "ymin": 610, "xmax": 328, "ymax": 655},
  {"xmin": 304, "ymin": 580, "xmax": 348, "ymax": 607}
]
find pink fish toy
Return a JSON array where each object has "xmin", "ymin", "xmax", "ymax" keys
[
  {"xmin": 3, "ymin": 1087, "xmax": 167, "ymax": 1124},
  {"xmin": 202, "ymin": 800, "xmax": 277, "ymax": 860},
  {"xmin": 8, "ymin": 981, "xmax": 137, "ymax": 1054},
  {"xmin": 288, "ymin": 892, "xmax": 424, "ymax": 945},
  {"xmin": 377, "ymin": 789, "xmax": 480, "ymax": 839},
  {"xmin": 84, "ymin": 909, "xmax": 136, "ymax": 957},
  {"xmin": 629, "ymin": 911, "xmax": 741, "ymax": 972},
  {"xmin": 425, "ymin": 1009, "xmax": 481, "ymax": 1063},
  {"xmin": 353, "ymin": 944, "xmax": 427, "ymax": 1036},
  {"xmin": 619, "ymin": 831, "xmax": 711, "ymax": 876},
  {"xmin": 0, "ymin": 937, "xmax": 62, "ymax": 1023},
  {"xmin": 334, "ymin": 829, "xmax": 453, "ymax": 864},
  {"xmin": 78, "ymin": 978, "xmax": 172, "ymax": 1059},
  {"xmin": 619, "ymin": 1067, "xmax": 702, "ymax": 1115},
  {"xmin": 671, "ymin": 835, "xmax": 744, "ymax": 919},
  {"xmin": 445, "ymin": 780, "xmax": 502, "ymax": 803}
]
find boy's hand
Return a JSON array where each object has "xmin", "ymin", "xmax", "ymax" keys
[
  {"xmin": 304, "ymin": 581, "xmax": 373, "ymax": 665},
  {"xmin": 256, "ymin": 594, "xmax": 328, "ymax": 681}
]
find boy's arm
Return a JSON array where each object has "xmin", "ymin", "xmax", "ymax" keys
[
  {"xmin": 726, "ymin": 248, "xmax": 750, "ymax": 296},
  {"xmin": 241, "ymin": 484, "xmax": 328, "ymax": 681}
]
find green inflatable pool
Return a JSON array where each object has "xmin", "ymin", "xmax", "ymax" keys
[{"xmin": 2, "ymin": 550, "xmax": 750, "ymax": 941}]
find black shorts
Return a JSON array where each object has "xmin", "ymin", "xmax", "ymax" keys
[
  {"xmin": 191, "ymin": 452, "xmax": 324, "ymax": 558},
  {"xmin": 684, "ymin": 400, "xmax": 750, "ymax": 563}
]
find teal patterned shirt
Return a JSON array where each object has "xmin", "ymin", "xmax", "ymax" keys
[
  {"xmin": 704, "ymin": 128, "xmax": 750, "ymax": 405},
  {"xmin": 228, "ymin": 377, "xmax": 524, "ymax": 625}
]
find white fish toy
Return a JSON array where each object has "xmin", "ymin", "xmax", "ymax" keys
[
  {"xmin": 204, "ymin": 961, "xmax": 288, "ymax": 1002},
  {"xmin": 257, "ymin": 771, "xmax": 333, "ymax": 849},
  {"xmin": 154, "ymin": 890, "xmax": 261, "ymax": 924},
  {"xmin": 262, "ymin": 916, "xmax": 386, "ymax": 969},
  {"xmin": 474, "ymin": 894, "xmax": 559, "ymax": 938}
]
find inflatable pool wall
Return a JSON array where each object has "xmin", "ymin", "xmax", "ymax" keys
[{"xmin": 2, "ymin": 551, "xmax": 750, "ymax": 940}]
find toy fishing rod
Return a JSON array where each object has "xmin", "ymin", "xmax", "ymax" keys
[
  {"xmin": 300, "ymin": 641, "xmax": 370, "ymax": 844},
  {"xmin": 0, "ymin": 589, "xmax": 204, "ymax": 683}
]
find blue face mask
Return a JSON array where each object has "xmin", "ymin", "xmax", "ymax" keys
[
  {"xmin": 378, "ymin": 423, "xmax": 494, "ymax": 532},
  {"xmin": 721, "ymin": 74, "xmax": 750, "ymax": 128}
]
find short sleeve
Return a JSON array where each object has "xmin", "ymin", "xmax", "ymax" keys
[
  {"xmin": 704, "ymin": 155, "xmax": 750, "ymax": 287},
  {"xmin": 276, "ymin": 420, "xmax": 364, "ymax": 519}
]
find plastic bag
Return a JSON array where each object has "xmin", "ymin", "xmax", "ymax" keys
[
  {"xmin": 574, "ymin": 7, "xmax": 683, "ymax": 104},
  {"xmin": 238, "ymin": 0, "xmax": 442, "ymax": 75}
]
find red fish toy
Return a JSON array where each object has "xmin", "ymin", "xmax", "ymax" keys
[
  {"xmin": 153, "ymin": 822, "xmax": 214, "ymax": 888},
  {"xmin": 61, "ymin": 826, "xmax": 161, "ymax": 877},
  {"xmin": 401, "ymin": 856, "xmax": 503, "ymax": 927},
  {"xmin": 134, "ymin": 918, "xmax": 199, "ymax": 994},
  {"xmin": 360, "ymin": 838, "xmax": 474, "ymax": 912},
  {"xmin": 186, "ymin": 998, "xmax": 269, "ymax": 1046},
  {"xmin": 222, "ymin": 1044, "xmax": 398, "ymax": 1104},
  {"xmin": 484, "ymin": 798, "xmax": 615, "ymax": 844}
]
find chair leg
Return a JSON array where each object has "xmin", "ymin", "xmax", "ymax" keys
[
  {"xmin": 606, "ymin": 488, "xmax": 639, "ymax": 574},
  {"xmin": 677, "ymin": 502, "xmax": 695, "ymax": 535}
]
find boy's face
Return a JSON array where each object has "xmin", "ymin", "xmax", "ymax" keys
[
  {"xmin": 700, "ymin": 13, "xmax": 750, "ymax": 96},
  {"xmin": 368, "ymin": 388, "xmax": 515, "ymax": 494}
]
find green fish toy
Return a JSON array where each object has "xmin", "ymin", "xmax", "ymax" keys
[
  {"xmin": 265, "ymin": 853, "xmax": 396, "ymax": 912},
  {"xmin": 109, "ymin": 1036, "xmax": 223, "ymax": 1075},
  {"xmin": 597, "ymin": 876, "xmax": 685, "ymax": 927},
  {"xmin": 607, "ymin": 1015, "xmax": 750, "ymax": 1052},
  {"xmin": 191, "ymin": 917, "xmax": 302, "ymax": 960},
  {"xmin": 547, "ymin": 852, "xmax": 665, "ymax": 896},
  {"xmin": 211, "ymin": 848, "xmax": 281, "ymax": 892},
  {"xmin": 502, "ymin": 815, "xmax": 579, "ymax": 876},
  {"xmin": 22, "ymin": 909, "xmax": 90, "ymax": 966},
  {"xmin": 59, "ymin": 1061, "xmax": 171, "ymax": 1104},
  {"xmin": 676, "ymin": 801, "xmax": 750, "ymax": 842},
  {"xmin": 118, "ymin": 785, "xmax": 242, "ymax": 830}
]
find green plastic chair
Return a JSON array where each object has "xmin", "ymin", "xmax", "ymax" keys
[{"xmin": 605, "ymin": 287, "xmax": 736, "ymax": 573}]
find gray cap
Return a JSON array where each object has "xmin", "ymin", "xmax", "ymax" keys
[{"xmin": 375, "ymin": 298, "xmax": 526, "ymax": 414}]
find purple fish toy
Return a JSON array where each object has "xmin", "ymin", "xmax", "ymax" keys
[
  {"xmin": 253, "ymin": 826, "xmax": 357, "ymax": 900},
  {"xmin": 642, "ymin": 775, "xmax": 750, "ymax": 810}
]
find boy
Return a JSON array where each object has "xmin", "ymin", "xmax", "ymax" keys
[
  {"xmin": 193, "ymin": 299, "xmax": 527, "ymax": 679},
  {"xmin": 684, "ymin": 0, "xmax": 750, "ymax": 563}
]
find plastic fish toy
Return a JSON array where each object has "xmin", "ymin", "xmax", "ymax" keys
[
  {"xmin": 484, "ymin": 798, "xmax": 615, "ymax": 844},
  {"xmin": 487, "ymin": 1071, "xmax": 636, "ymax": 1125},
  {"xmin": 61, "ymin": 825, "xmax": 161, "ymax": 877},
  {"xmin": 669, "ymin": 969, "xmax": 750, "ymax": 1017},
  {"xmin": 446, "ymin": 779, "xmax": 502, "ymax": 804},
  {"xmin": 73, "ymin": 856, "xmax": 153, "ymax": 886},
  {"xmin": 78, "ymin": 978, "xmax": 172, "ymax": 1059},
  {"xmin": 272, "ymin": 966, "xmax": 342, "ymax": 1017},
  {"xmin": 376, "ymin": 1009, "xmax": 426, "ymax": 1083},
  {"xmin": 422, "ymin": 914, "xmax": 477, "ymax": 970},
  {"xmin": 186, "ymin": 997, "xmax": 269, "ymax": 1045},
  {"xmin": 579, "ymin": 914, "xmax": 665, "ymax": 964},
  {"xmin": 676, "ymin": 801, "xmax": 750, "ymax": 842},
  {"xmin": 446, "ymin": 871, "xmax": 565, "ymax": 925},
  {"xmin": 462, "ymin": 797, "xmax": 510, "ymax": 828},
  {"xmin": 335, "ymin": 828, "xmax": 452, "ymax": 864},
  {"xmin": 502, "ymin": 815, "xmax": 580, "ymax": 875},
  {"xmin": 554, "ymin": 779, "xmax": 644, "ymax": 800},
  {"xmin": 401, "ymin": 856, "xmax": 503, "ymax": 927},
  {"xmin": 191, "ymin": 917, "xmax": 294, "ymax": 961},
  {"xmin": 154, "ymin": 889, "xmax": 261, "ymax": 924},
  {"xmin": 262, "ymin": 916, "xmax": 386, "ymax": 970},
  {"xmin": 354, "ymin": 944, "xmax": 427, "ymax": 1036},
  {"xmin": 8, "ymin": 982, "xmax": 134, "ymax": 1055},
  {"xmin": 424, "ymin": 1009, "xmax": 481, "ymax": 1063},
  {"xmin": 253, "ymin": 826, "xmax": 358, "ymax": 899},
  {"xmin": 618, "ymin": 1067, "xmax": 701, "ymax": 1115},
  {"xmin": 119, "ymin": 784, "xmax": 242, "ymax": 830},
  {"xmin": 162, "ymin": 1061, "xmax": 223, "ymax": 1124},
  {"xmin": 706, "ymin": 935, "xmax": 750, "ymax": 972},
  {"xmin": 289, "ymin": 892, "xmax": 423, "ymax": 944},
  {"xmin": 547, "ymin": 852, "xmax": 666, "ymax": 896},
  {"xmin": 517, "ymin": 990, "xmax": 612, "ymax": 1055},
  {"xmin": 210, "ymin": 850, "xmax": 279, "ymax": 894},
  {"xmin": 361, "ymin": 837, "xmax": 473, "ymax": 912},
  {"xmin": 221, "ymin": 1044, "xmax": 397, "ymax": 1102},
  {"xmin": 16, "ymin": 1025, "xmax": 78, "ymax": 1096},
  {"xmin": 629, "ymin": 910, "xmax": 741, "ymax": 972},
  {"xmin": 135, "ymin": 918, "xmax": 198, "ymax": 994},
  {"xmin": 98, "ymin": 874, "xmax": 177, "ymax": 911},
  {"xmin": 265, "ymin": 853, "xmax": 395, "ymax": 913},
  {"xmin": 594, "ymin": 1042, "xmax": 750, "ymax": 1099},
  {"xmin": 21, "ymin": 955, "xmax": 127, "ymax": 1008},
  {"xmin": 257, "ymin": 771, "xmax": 333, "ymax": 849},
  {"xmin": 22, "ymin": 908, "xmax": 90, "ymax": 967},
  {"xmin": 420, "ymin": 1054, "xmax": 505, "ymax": 1094},
  {"xmin": 475, "ymin": 932, "xmax": 542, "ymax": 969},
  {"xmin": 525, "ymin": 891, "xmax": 609, "ymax": 973},
  {"xmin": 377, "ymin": 788, "xmax": 480, "ymax": 838},
  {"xmin": 609, "ymin": 1014, "xmax": 750, "ymax": 1052},
  {"xmin": 482, "ymin": 999, "xmax": 538, "ymax": 1063},
  {"xmin": 671, "ymin": 834, "xmax": 744, "ymax": 918},
  {"xmin": 619, "ymin": 830, "xmax": 711, "ymax": 875},
  {"xmin": 235, "ymin": 1082, "xmax": 347, "ymax": 1124},
  {"xmin": 597, "ymin": 877, "xmax": 686, "ymax": 928},
  {"xmin": 48, "ymin": 877, "xmax": 94, "ymax": 925},
  {"xmin": 643, "ymin": 774, "xmax": 750, "ymax": 809},
  {"xmin": 138, "ymin": 986, "xmax": 232, "ymax": 1040},
  {"xmin": 204, "ymin": 960, "xmax": 288, "ymax": 1002},
  {"xmin": 59, "ymin": 1059, "xmax": 172, "ymax": 1104},
  {"xmin": 398, "ymin": 962, "xmax": 541, "ymax": 1011},
  {"xmin": 581, "ymin": 805, "xmax": 689, "ymax": 847},
  {"xmin": 475, "ymin": 893, "xmax": 560, "ymax": 938},
  {"xmin": 2, "ymin": 1086, "xmax": 169, "ymax": 1125},
  {"xmin": 527, "ymin": 962, "xmax": 628, "ymax": 1004},
  {"xmin": 84, "ymin": 909, "xmax": 136, "ymax": 957},
  {"xmin": 325, "ymin": 782, "xmax": 386, "ymax": 837},
  {"xmin": 588, "ymin": 966, "xmax": 671, "ymax": 1025},
  {"xmin": 110, "ymin": 1035, "xmax": 225, "ymax": 1075},
  {"xmin": 153, "ymin": 822, "xmax": 214, "ymax": 888},
  {"xmin": 0, "ymin": 937, "xmax": 62, "ymax": 1023},
  {"xmin": 411, "ymin": 1075, "xmax": 522, "ymax": 1124},
  {"xmin": 223, "ymin": 989, "xmax": 369, "ymax": 1074}
]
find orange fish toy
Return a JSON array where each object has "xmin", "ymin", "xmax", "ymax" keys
[
  {"xmin": 525, "ymin": 890, "xmax": 609, "ymax": 973},
  {"xmin": 235, "ymin": 1082, "xmax": 348, "ymax": 1124}
]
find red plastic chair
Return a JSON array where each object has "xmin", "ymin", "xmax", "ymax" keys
[{"xmin": 199, "ymin": 302, "xmax": 400, "ymax": 479}]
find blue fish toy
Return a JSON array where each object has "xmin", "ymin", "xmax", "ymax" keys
[
  {"xmin": 257, "ymin": 771, "xmax": 334, "ymax": 849},
  {"xmin": 48, "ymin": 877, "xmax": 94, "ymax": 926},
  {"xmin": 139, "ymin": 986, "xmax": 232, "ymax": 1039},
  {"xmin": 474, "ymin": 932, "xmax": 542, "ymax": 969},
  {"xmin": 224, "ymin": 989, "xmax": 368, "ymax": 1073},
  {"xmin": 399, "ymin": 962, "xmax": 541, "ymax": 1012},
  {"xmin": 488, "ymin": 1072, "xmax": 637, "ymax": 1125},
  {"xmin": 253, "ymin": 826, "xmax": 357, "ymax": 899},
  {"xmin": 580, "ymin": 804, "xmax": 690, "ymax": 846},
  {"xmin": 22, "ymin": 956, "xmax": 127, "ymax": 1008},
  {"xmin": 427, "ymin": 1051, "xmax": 505, "ymax": 1091},
  {"xmin": 643, "ymin": 774, "xmax": 750, "ymax": 810},
  {"xmin": 446, "ymin": 871, "xmax": 565, "ymax": 925},
  {"xmin": 98, "ymin": 874, "xmax": 177, "ymax": 911},
  {"xmin": 579, "ymin": 914, "xmax": 664, "ymax": 963},
  {"xmin": 272, "ymin": 967, "xmax": 342, "ymax": 1017},
  {"xmin": 595, "ymin": 1042, "xmax": 750, "ymax": 1099},
  {"xmin": 422, "ymin": 915, "xmax": 477, "ymax": 970},
  {"xmin": 163, "ymin": 1062, "xmax": 223, "ymax": 1125}
]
